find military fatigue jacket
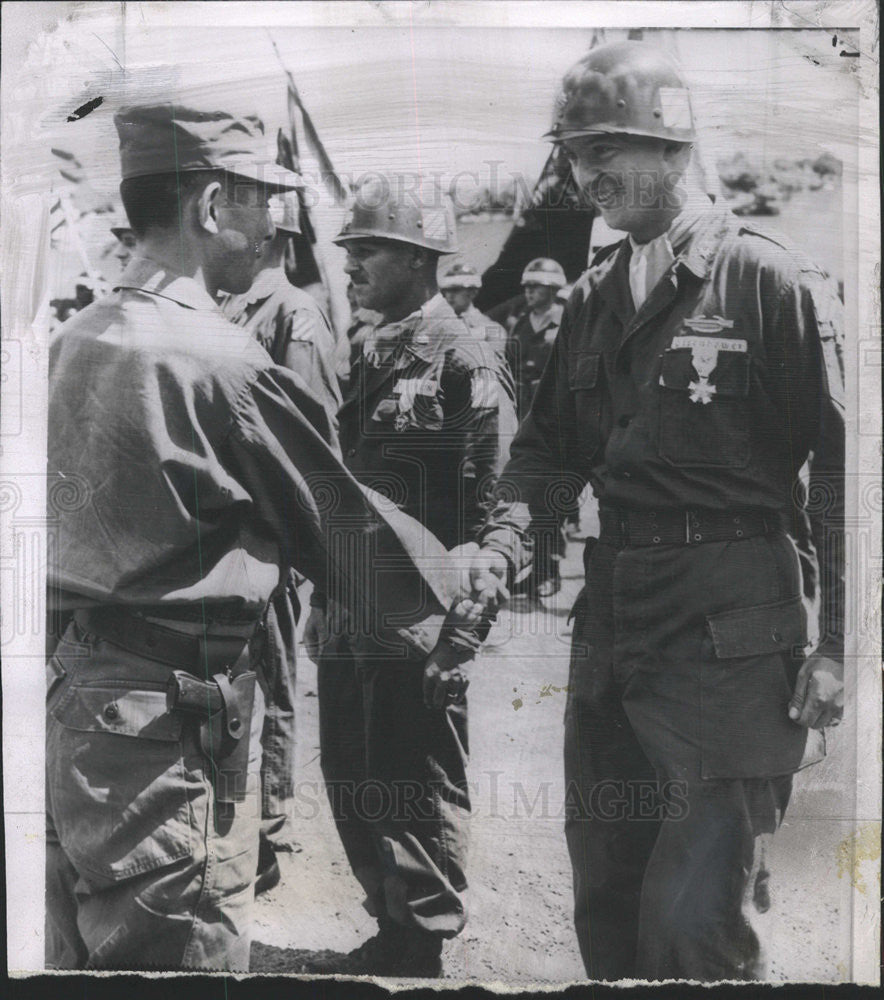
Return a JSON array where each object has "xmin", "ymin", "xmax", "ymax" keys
[
  {"xmin": 484, "ymin": 202, "xmax": 845, "ymax": 660},
  {"xmin": 339, "ymin": 293, "xmax": 516, "ymax": 549},
  {"xmin": 506, "ymin": 302, "xmax": 564, "ymax": 417},
  {"xmin": 219, "ymin": 266, "xmax": 341, "ymax": 422},
  {"xmin": 48, "ymin": 258, "xmax": 459, "ymax": 644}
]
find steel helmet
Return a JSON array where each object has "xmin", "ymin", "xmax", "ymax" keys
[
  {"xmin": 333, "ymin": 172, "xmax": 458, "ymax": 254},
  {"xmin": 521, "ymin": 258, "xmax": 567, "ymax": 288},
  {"xmin": 268, "ymin": 192, "xmax": 301, "ymax": 235},
  {"xmin": 546, "ymin": 41, "xmax": 696, "ymax": 144},
  {"xmin": 439, "ymin": 261, "xmax": 482, "ymax": 290}
]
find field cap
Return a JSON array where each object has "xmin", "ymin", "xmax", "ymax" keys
[{"xmin": 114, "ymin": 103, "xmax": 302, "ymax": 191}]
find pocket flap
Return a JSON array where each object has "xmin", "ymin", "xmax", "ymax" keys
[
  {"xmin": 568, "ymin": 353, "xmax": 600, "ymax": 390},
  {"xmin": 707, "ymin": 596, "xmax": 806, "ymax": 659},
  {"xmin": 54, "ymin": 685, "xmax": 183, "ymax": 741}
]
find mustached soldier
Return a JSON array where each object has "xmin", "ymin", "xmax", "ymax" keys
[
  {"xmin": 46, "ymin": 103, "xmax": 465, "ymax": 972},
  {"xmin": 303, "ymin": 174, "xmax": 517, "ymax": 977},
  {"xmin": 470, "ymin": 42, "xmax": 845, "ymax": 981}
]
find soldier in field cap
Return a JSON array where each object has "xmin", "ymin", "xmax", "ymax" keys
[{"xmin": 46, "ymin": 100, "xmax": 472, "ymax": 972}]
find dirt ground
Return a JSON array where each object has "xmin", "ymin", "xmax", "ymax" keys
[{"xmin": 249, "ymin": 500, "xmax": 858, "ymax": 987}]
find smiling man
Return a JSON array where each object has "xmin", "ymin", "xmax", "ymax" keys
[{"xmin": 470, "ymin": 42, "xmax": 845, "ymax": 982}]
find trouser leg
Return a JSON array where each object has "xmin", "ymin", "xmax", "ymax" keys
[
  {"xmin": 46, "ymin": 621, "xmax": 263, "ymax": 971},
  {"xmin": 318, "ymin": 633, "xmax": 379, "ymax": 901},
  {"xmin": 318, "ymin": 631, "xmax": 470, "ymax": 938},
  {"xmin": 564, "ymin": 541, "xmax": 660, "ymax": 980},
  {"xmin": 363, "ymin": 659, "xmax": 469, "ymax": 937},
  {"xmin": 259, "ymin": 580, "xmax": 299, "ymax": 848}
]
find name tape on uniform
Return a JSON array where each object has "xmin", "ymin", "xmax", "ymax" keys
[{"xmin": 671, "ymin": 336, "xmax": 747, "ymax": 353}]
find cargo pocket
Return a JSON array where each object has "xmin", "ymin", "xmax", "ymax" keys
[
  {"xmin": 48, "ymin": 678, "xmax": 201, "ymax": 890},
  {"xmin": 700, "ymin": 595, "xmax": 819, "ymax": 779},
  {"xmin": 568, "ymin": 352, "xmax": 603, "ymax": 462},
  {"xmin": 658, "ymin": 346, "xmax": 751, "ymax": 467}
]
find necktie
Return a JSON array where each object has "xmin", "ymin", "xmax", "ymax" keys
[{"xmin": 628, "ymin": 232, "xmax": 675, "ymax": 310}]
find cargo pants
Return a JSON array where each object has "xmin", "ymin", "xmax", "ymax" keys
[
  {"xmin": 45, "ymin": 619, "xmax": 264, "ymax": 971},
  {"xmin": 317, "ymin": 626, "xmax": 470, "ymax": 938},
  {"xmin": 564, "ymin": 530, "xmax": 813, "ymax": 981}
]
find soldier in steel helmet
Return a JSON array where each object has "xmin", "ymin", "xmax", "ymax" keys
[
  {"xmin": 46, "ymin": 104, "xmax": 469, "ymax": 971},
  {"xmin": 302, "ymin": 173, "xmax": 516, "ymax": 977},
  {"xmin": 470, "ymin": 41, "xmax": 845, "ymax": 981}
]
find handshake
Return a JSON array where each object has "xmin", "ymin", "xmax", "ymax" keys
[
  {"xmin": 303, "ymin": 545, "xmax": 513, "ymax": 710},
  {"xmin": 421, "ymin": 544, "xmax": 511, "ymax": 710}
]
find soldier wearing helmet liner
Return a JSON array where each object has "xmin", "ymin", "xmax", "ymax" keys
[
  {"xmin": 506, "ymin": 258, "xmax": 569, "ymax": 598},
  {"xmin": 470, "ymin": 42, "xmax": 845, "ymax": 981},
  {"xmin": 439, "ymin": 260, "xmax": 509, "ymax": 354},
  {"xmin": 302, "ymin": 173, "xmax": 516, "ymax": 977}
]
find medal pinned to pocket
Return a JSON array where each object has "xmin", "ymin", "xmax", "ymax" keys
[{"xmin": 665, "ymin": 316, "xmax": 747, "ymax": 405}]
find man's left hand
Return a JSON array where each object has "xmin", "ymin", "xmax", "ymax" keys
[
  {"xmin": 423, "ymin": 641, "xmax": 469, "ymax": 710},
  {"xmin": 788, "ymin": 655, "xmax": 844, "ymax": 729}
]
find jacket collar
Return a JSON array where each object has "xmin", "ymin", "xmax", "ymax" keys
[
  {"xmin": 236, "ymin": 265, "xmax": 289, "ymax": 305},
  {"xmin": 114, "ymin": 256, "xmax": 220, "ymax": 312}
]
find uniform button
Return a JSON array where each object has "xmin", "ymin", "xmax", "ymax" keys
[
  {"xmin": 618, "ymin": 415, "xmax": 631, "ymax": 428},
  {"xmin": 652, "ymin": 535, "xmax": 661, "ymax": 544},
  {"xmin": 103, "ymin": 703, "xmax": 119, "ymax": 721},
  {"xmin": 693, "ymin": 533, "xmax": 702, "ymax": 541},
  {"xmin": 347, "ymin": 448, "xmax": 356, "ymax": 457},
  {"xmin": 771, "ymin": 629, "xmax": 783, "ymax": 643}
]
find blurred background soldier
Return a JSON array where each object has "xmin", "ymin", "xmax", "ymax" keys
[
  {"xmin": 470, "ymin": 41, "xmax": 844, "ymax": 982},
  {"xmin": 506, "ymin": 257, "xmax": 568, "ymax": 598},
  {"xmin": 219, "ymin": 191, "xmax": 340, "ymax": 897},
  {"xmin": 221, "ymin": 190, "xmax": 340, "ymax": 422},
  {"xmin": 439, "ymin": 260, "xmax": 508, "ymax": 356},
  {"xmin": 110, "ymin": 215, "xmax": 138, "ymax": 271},
  {"xmin": 303, "ymin": 173, "xmax": 516, "ymax": 977},
  {"xmin": 46, "ymin": 102, "xmax": 465, "ymax": 972}
]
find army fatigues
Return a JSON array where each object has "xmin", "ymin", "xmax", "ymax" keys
[
  {"xmin": 319, "ymin": 292, "xmax": 516, "ymax": 938},
  {"xmin": 482, "ymin": 201, "xmax": 844, "ymax": 980},
  {"xmin": 220, "ymin": 265, "xmax": 342, "ymax": 857},
  {"xmin": 47, "ymin": 259, "xmax": 460, "ymax": 970}
]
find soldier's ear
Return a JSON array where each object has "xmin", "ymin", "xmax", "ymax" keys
[{"xmin": 197, "ymin": 181, "xmax": 225, "ymax": 235}]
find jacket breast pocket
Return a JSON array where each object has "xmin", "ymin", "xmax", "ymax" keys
[
  {"xmin": 568, "ymin": 352, "xmax": 603, "ymax": 463},
  {"xmin": 657, "ymin": 347, "xmax": 751, "ymax": 468},
  {"xmin": 47, "ymin": 667, "xmax": 203, "ymax": 890},
  {"xmin": 699, "ymin": 595, "xmax": 821, "ymax": 779}
]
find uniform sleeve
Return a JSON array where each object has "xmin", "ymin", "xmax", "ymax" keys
[
  {"xmin": 280, "ymin": 304, "xmax": 343, "ymax": 426},
  {"xmin": 225, "ymin": 368, "xmax": 458, "ymax": 646},
  {"xmin": 771, "ymin": 272, "xmax": 845, "ymax": 663},
  {"xmin": 481, "ymin": 292, "xmax": 586, "ymax": 573}
]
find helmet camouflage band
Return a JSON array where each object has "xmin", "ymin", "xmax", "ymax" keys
[
  {"xmin": 333, "ymin": 173, "xmax": 458, "ymax": 254},
  {"xmin": 546, "ymin": 41, "xmax": 696, "ymax": 144},
  {"xmin": 439, "ymin": 261, "xmax": 482, "ymax": 290},
  {"xmin": 521, "ymin": 258, "xmax": 567, "ymax": 288}
]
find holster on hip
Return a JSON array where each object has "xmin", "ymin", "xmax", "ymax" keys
[
  {"xmin": 166, "ymin": 642, "xmax": 257, "ymax": 804},
  {"xmin": 200, "ymin": 669, "xmax": 257, "ymax": 804}
]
